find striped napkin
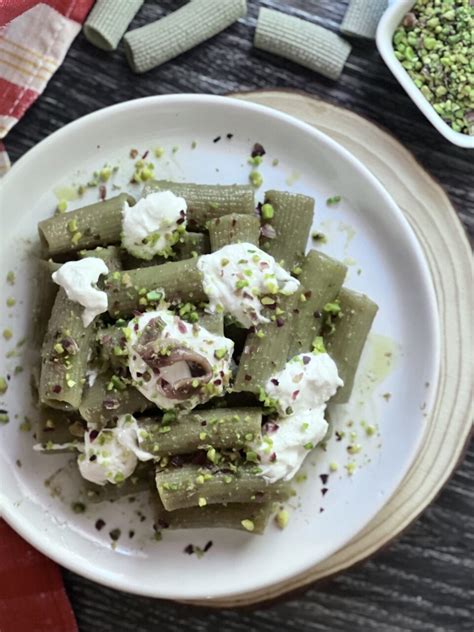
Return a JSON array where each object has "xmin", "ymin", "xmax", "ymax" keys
[{"xmin": 0, "ymin": 0, "xmax": 94, "ymax": 176}]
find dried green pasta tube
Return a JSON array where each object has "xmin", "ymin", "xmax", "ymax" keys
[
  {"xmin": 254, "ymin": 8, "xmax": 351, "ymax": 81},
  {"xmin": 83, "ymin": 0, "xmax": 144, "ymax": 51},
  {"xmin": 124, "ymin": 0, "xmax": 247, "ymax": 74},
  {"xmin": 156, "ymin": 463, "xmax": 291, "ymax": 511},
  {"xmin": 153, "ymin": 495, "xmax": 273, "ymax": 534},
  {"xmin": 288, "ymin": 250, "xmax": 347, "ymax": 358},
  {"xmin": 208, "ymin": 213, "xmax": 261, "ymax": 251},
  {"xmin": 260, "ymin": 190, "xmax": 314, "ymax": 270},
  {"xmin": 39, "ymin": 289, "xmax": 94, "ymax": 410},
  {"xmin": 143, "ymin": 180, "xmax": 255, "ymax": 230},
  {"xmin": 341, "ymin": 0, "xmax": 387, "ymax": 40},
  {"xmin": 233, "ymin": 293, "xmax": 299, "ymax": 394},
  {"xmin": 78, "ymin": 245, "xmax": 123, "ymax": 271},
  {"xmin": 106, "ymin": 258, "xmax": 206, "ymax": 318},
  {"xmin": 325, "ymin": 288, "xmax": 378, "ymax": 403},
  {"xmin": 84, "ymin": 462, "xmax": 155, "ymax": 503},
  {"xmin": 137, "ymin": 408, "xmax": 262, "ymax": 457},
  {"xmin": 79, "ymin": 373, "xmax": 152, "ymax": 427},
  {"xmin": 122, "ymin": 232, "xmax": 210, "ymax": 269},
  {"xmin": 38, "ymin": 193, "xmax": 135, "ymax": 256},
  {"xmin": 35, "ymin": 408, "xmax": 85, "ymax": 453}
]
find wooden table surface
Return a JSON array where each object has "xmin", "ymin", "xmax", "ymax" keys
[{"xmin": 5, "ymin": 1, "xmax": 473, "ymax": 630}]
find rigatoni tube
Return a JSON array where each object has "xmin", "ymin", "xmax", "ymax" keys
[
  {"xmin": 260, "ymin": 190, "xmax": 314, "ymax": 270},
  {"xmin": 83, "ymin": 0, "xmax": 144, "ymax": 51},
  {"xmin": 325, "ymin": 288, "xmax": 378, "ymax": 403},
  {"xmin": 124, "ymin": 0, "xmax": 247, "ymax": 74},
  {"xmin": 137, "ymin": 408, "xmax": 263, "ymax": 457},
  {"xmin": 288, "ymin": 250, "xmax": 347, "ymax": 358},
  {"xmin": 156, "ymin": 463, "xmax": 291, "ymax": 511},
  {"xmin": 38, "ymin": 193, "xmax": 134, "ymax": 256},
  {"xmin": 341, "ymin": 0, "xmax": 388, "ymax": 40},
  {"xmin": 255, "ymin": 7, "xmax": 351, "ymax": 80},
  {"xmin": 143, "ymin": 180, "xmax": 255, "ymax": 230},
  {"xmin": 208, "ymin": 213, "xmax": 261, "ymax": 251}
]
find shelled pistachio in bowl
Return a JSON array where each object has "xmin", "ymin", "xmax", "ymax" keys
[{"xmin": 393, "ymin": 0, "xmax": 473, "ymax": 136}]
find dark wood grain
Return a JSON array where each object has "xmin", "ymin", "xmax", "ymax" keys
[{"xmin": 5, "ymin": 1, "xmax": 473, "ymax": 630}]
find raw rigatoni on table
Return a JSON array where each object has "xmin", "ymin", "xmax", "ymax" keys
[
  {"xmin": 124, "ymin": 0, "xmax": 247, "ymax": 74},
  {"xmin": 254, "ymin": 8, "xmax": 352, "ymax": 80},
  {"xmin": 341, "ymin": 0, "xmax": 388, "ymax": 40},
  {"xmin": 83, "ymin": 0, "xmax": 144, "ymax": 51}
]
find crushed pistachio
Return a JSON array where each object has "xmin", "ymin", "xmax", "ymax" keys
[
  {"xmin": 329, "ymin": 461, "xmax": 339, "ymax": 472},
  {"xmin": 19, "ymin": 419, "xmax": 32, "ymax": 432},
  {"xmin": 6, "ymin": 271, "xmax": 15, "ymax": 285},
  {"xmin": 0, "ymin": 377, "xmax": 8, "ymax": 394},
  {"xmin": 326, "ymin": 195, "xmax": 342, "ymax": 206},
  {"xmin": 241, "ymin": 519, "xmax": 255, "ymax": 532},
  {"xmin": 345, "ymin": 462, "xmax": 357, "ymax": 476},
  {"xmin": 312, "ymin": 232, "xmax": 327, "ymax": 243},
  {"xmin": 261, "ymin": 203, "xmax": 274, "ymax": 220},
  {"xmin": 249, "ymin": 171, "xmax": 263, "ymax": 188},
  {"xmin": 198, "ymin": 497, "xmax": 207, "ymax": 507},
  {"xmin": 57, "ymin": 199, "xmax": 68, "ymax": 213},
  {"xmin": 71, "ymin": 501, "xmax": 86, "ymax": 514},
  {"xmin": 154, "ymin": 147, "xmax": 165, "ymax": 158},
  {"xmin": 312, "ymin": 336, "xmax": 326, "ymax": 354},
  {"xmin": 6, "ymin": 297, "xmax": 16, "ymax": 307},
  {"xmin": 366, "ymin": 424, "xmax": 377, "ymax": 436},
  {"xmin": 0, "ymin": 413, "xmax": 9, "ymax": 424},
  {"xmin": 272, "ymin": 158, "xmax": 279, "ymax": 166},
  {"xmin": 275, "ymin": 509, "xmax": 289, "ymax": 530},
  {"xmin": 2, "ymin": 328, "xmax": 13, "ymax": 341}
]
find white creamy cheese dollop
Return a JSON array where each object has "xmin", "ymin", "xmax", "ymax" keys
[
  {"xmin": 126, "ymin": 309, "xmax": 234, "ymax": 411},
  {"xmin": 121, "ymin": 190, "xmax": 187, "ymax": 260},
  {"xmin": 256, "ymin": 351, "xmax": 343, "ymax": 483},
  {"xmin": 77, "ymin": 415, "xmax": 153, "ymax": 486},
  {"xmin": 197, "ymin": 243, "xmax": 300, "ymax": 327},
  {"xmin": 52, "ymin": 258, "xmax": 109, "ymax": 327}
]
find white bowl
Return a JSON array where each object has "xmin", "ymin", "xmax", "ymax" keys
[
  {"xmin": 377, "ymin": 0, "xmax": 474, "ymax": 149},
  {"xmin": 0, "ymin": 94, "xmax": 440, "ymax": 601}
]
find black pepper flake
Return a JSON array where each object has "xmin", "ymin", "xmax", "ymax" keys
[
  {"xmin": 226, "ymin": 133, "xmax": 233, "ymax": 139},
  {"xmin": 128, "ymin": 530, "xmax": 135, "ymax": 538},
  {"xmin": 304, "ymin": 291, "xmax": 312, "ymax": 299},
  {"xmin": 319, "ymin": 507, "xmax": 325, "ymax": 513},
  {"xmin": 321, "ymin": 487, "xmax": 328, "ymax": 496},
  {"xmin": 184, "ymin": 544, "xmax": 194, "ymax": 555},
  {"xmin": 244, "ymin": 374, "xmax": 252, "ymax": 382},
  {"xmin": 270, "ymin": 378, "xmax": 279, "ymax": 386},
  {"xmin": 320, "ymin": 473, "xmax": 328, "ymax": 485},
  {"xmin": 201, "ymin": 420, "xmax": 207, "ymax": 426},
  {"xmin": 158, "ymin": 519, "xmax": 170, "ymax": 529},
  {"xmin": 89, "ymin": 454, "xmax": 97, "ymax": 462},
  {"xmin": 142, "ymin": 149, "xmax": 149, "ymax": 159},
  {"xmin": 139, "ymin": 515, "xmax": 146, "ymax": 523},
  {"xmin": 99, "ymin": 184, "xmax": 106, "ymax": 201},
  {"xmin": 95, "ymin": 518, "xmax": 106, "ymax": 531},
  {"xmin": 170, "ymin": 455, "xmax": 185, "ymax": 468},
  {"xmin": 251, "ymin": 143, "xmax": 266, "ymax": 157},
  {"xmin": 109, "ymin": 528, "xmax": 121, "ymax": 541},
  {"xmin": 213, "ymin": 136, "xmax": 221, "ymax": 143},
  {"xmin": 89, "ymin": 429, "xmax": 99, "ymax": 441},
  {"xmin": 203, "ymin": 540, "xmax": 213, "ymax": 553},
  {"xmin": 335, "ymin": 431, "xmax": 343, "ymax": 442},
  {"xmin": 276, "ymin": 317, "xmax": 285, "ymax": 328},
  {"xmin": 314, "ymin": 310, "xmax": 322, "ymax": 319}
]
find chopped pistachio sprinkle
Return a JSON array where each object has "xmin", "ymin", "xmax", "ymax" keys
[
  {"xmin": 0, "ymin": 413, "xmax": 9, "ymax": 425},
  {"xmin": 2, "ymin": 328, "xmax": 13, "ymax": 341},
  {"xmin": 275, "ymin": 509, "xmax": 289, "ymax": 530},
  {"xmin": 6, "ymin": 297, "xmax": 16, "ymax": 307},
  {"xmin": 56, "ymin": 199, "xmax": 68, "ymax": 213},
  {"xmin": 71, "ymin": 502, "xmax": 86, "ymax": 514},
  {"xmin": 6, "ymin": 271, "xmax": 15, "ymax": 285},
  {"xmin": 241, "ymin": 519, "xmax": 255, "ymax": 532},
  {"xmin": 326, "ymin": 195, "xmax": 342, "ymax": 206},
  {"xmin": 249, "ymin": 171, "xmax": 263, "ymax": 188},
  {"xmin": 154, "ymin": 147, "xmax": 165, "ymax": 158},
  {"xmin": 261, "ymin": 203, "xmax": 274, "ymax": 220},
  {"xmin": 0, "ymin": 377, "xmax": 7, "ymax": 395},
  {"xmin": 329, "ymin": 461, "xmax": 339, "ymax": 472}
]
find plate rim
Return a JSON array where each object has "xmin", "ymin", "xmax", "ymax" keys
[{"xmin": 0, "ymin": 93, "xmax": 441, "ymax": 601}]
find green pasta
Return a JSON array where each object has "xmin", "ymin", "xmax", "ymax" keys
[
  {"xmin": 143, "ymin": 180, "xmax": 255, "ymax": 230},
  {"xmin": 38, "ymin": 193, "xmax": 135, "ymax": 256},
  {"xmin": 260, "ymin": 190, "xmax": 314, "ymax": 270},
  {"xmin": 341, "ymin": 0, "xmax": 387, "ymax": 40},
  {"xmin": 78, "ymin": 245, "xmax": 123, "ymax": 271},
  {"xmin": 35, "ymin": 408, "xmax": 84, "ymax": 453},
  {"xmin": 156, "ymin": 463, "xmax": 291, "ymax": 511},
  {"xmin": 199, "ymin": 312, "xmax": 224, "ymax": 336},
  {"xmin": 124, "ymin": 0, "xmax": 247, "ymax": 74},
  {"xmin": 288, "ymin": 250, "xmax": 347, "ymax": 358},
  {"xmin": 137, "ymin": 407, "xmax": 262, "ymax": 457},
  {"xmin": 38, "ymin": 289, "xmax": 94, "ymax": 410},
  {"xmin": 105, "ymin": 258, "xmax": 207, "ymax": 318},
  {"xmin": 233, "ymin": 293, "xmax": 299, "ymax": 394},
  {"xmin": 79, "ymin": 372, "xmax": 152, "ymax": 427},
  {"xmin": 254, "ymin": 7, "xmax": 352, "ymax": 81},
  {"xmin": 153, "ymin": 495, "xmax": 274, "ymax": 534},
  {"xmin": 96, "ymin": 325, "xmax": 128, "ymax": 370},
  {"xmin": 83, "ymin": 0, "xmax": 144, "ymax": 51},
  {"xmin": 122, "ymin": 232, "xmax": 210, "ymax": 269},
  {"xmin": 325, "ymin": 287, "xmax": 378, "ymax": 403},
  {"xmin": 84, "ymin": 462, "xmax": 155, "ymax": 503},
  {"xmin": 208, "ymin": 213, "xmax": 261, "ymax": 251},
  {"xmin": 33, "ymin": 260, "xmax": 59, "ymax": 347}
]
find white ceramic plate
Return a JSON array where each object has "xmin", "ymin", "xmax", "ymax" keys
[{"xmin": 0, "ymin": 95, "xmax": 439, "ymax": 601}]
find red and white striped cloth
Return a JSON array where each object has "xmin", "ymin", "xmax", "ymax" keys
[{"xmin": 0, "ymin": 0, "xmax": 94, "ymax": 176}]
